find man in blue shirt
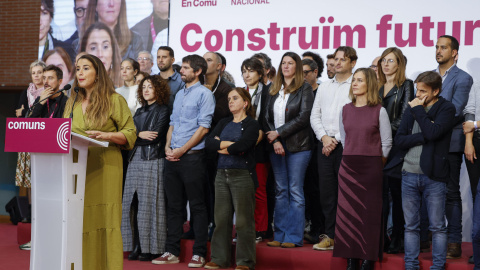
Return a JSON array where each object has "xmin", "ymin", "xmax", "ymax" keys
[
  {"xmin": 152, "ymin": 55, "xmax": 215, "ymax": 268},
  {"xmin": 157, "ymin": 46, "xmax": 185, "ymax": 110}
]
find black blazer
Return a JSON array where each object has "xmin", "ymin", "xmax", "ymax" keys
[
  {"xmin": 265, "ymin": 82, "xmax": 314, "ymax": 153},
  {"xmin": 205, "ymin": 115, "xmax": 260, "ymax": 188},
  {"xmin": 255, "ymin": 82, "xmax": 270, "ymax": 163},
  {"xmin": 384, "ymin": 97, "xmax": 456, "ymax": 182},
  {"xmin": 129, "ymin": 103, "xmax": 169, "ymax": 161}
]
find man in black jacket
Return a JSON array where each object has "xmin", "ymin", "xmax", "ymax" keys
[
  {"xmin": 29, "ymin": 65, "xmax": 67, "ymax": 118},
  {"xmin": 385, "ymin": 71, "xmax": 455, "ymax": 270}
]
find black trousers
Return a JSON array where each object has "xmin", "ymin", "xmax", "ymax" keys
[
  {"xmin": 466, "ymin": 135, "xmax": 480, "ymax": 202},
  {"xmin": 304, "ymin": 143, "xmax": 324, "ymax": 236},
  {"xmin": 317, "ymin": 142, "xmax": 343, "ymax": 239},
  {"xmin": 165, "ymin": 152, "xmax": 208, "ymax": 257},
  {"xmin": 382, "ymin": 176, "xmax": 404, "ymax": 241}
]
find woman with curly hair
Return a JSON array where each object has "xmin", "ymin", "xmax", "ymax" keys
[{"xmin": 121, "ymin": 75, "xmax": 170, "ymax": 261}]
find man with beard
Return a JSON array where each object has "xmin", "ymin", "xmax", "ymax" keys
[
  {"xmin": 29, "ymin": 65, "xmax": 68, "ymax": 118},
  {"xmin": 157, "ymin": 46, "xmax": 185, "ymax": 110},
  {"xmin": 325, "ymin": 54, "xmax": 336, "ymax": 80},
  {"xmin": 153, "ymin": 55, "xmax": 215, "ymax": 267},
  {"xmin": 431, "ymin": 35, "xmax": 473, "ymax": 259}
]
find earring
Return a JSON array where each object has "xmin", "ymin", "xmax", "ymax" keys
[{"xmin": 243, "ymin": 105, "xmax": 247, "ymax": 110}]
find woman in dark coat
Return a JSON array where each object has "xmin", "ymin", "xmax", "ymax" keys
[{"xmin": 121, "ymin": 75, "xmax": 170, "ymax": 261}]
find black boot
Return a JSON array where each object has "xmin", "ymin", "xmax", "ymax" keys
[
  {"xmin": 346, "ymin": 258, "xmax": 359, "ymax": 270},
  {"xmin": 128, "ymin": 233, "xmax": 141, "ymax": 260},
  {"xmin": 360, "ymin": 260, "xmax": 374, "ymax": 270},
  {"xmin": 128, "ymin": 198, "xmax": 141, "ymax": 260},
  {"xmin": 386, "ymin": 233, "xmax": 401, "ymax": 254}
]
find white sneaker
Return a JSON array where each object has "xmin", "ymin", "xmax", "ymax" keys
[
  {"xmin": 151, "ymin": 252, "xmax": 179, "ymax": 264},
  {"xmin": 19, "ymin": 241, "xmax": 31, "ymax": 251},
  {"xmin": 188, "ymin": 255, "xmax": 205, "ymax": 268}
]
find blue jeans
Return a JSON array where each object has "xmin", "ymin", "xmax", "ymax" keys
[
  {"xmin": 402, "ymin": 171, "xmax": 447, "ymax": 270},
  {"xmin": 270, "ymin": 149, "xmax": 311, "ymax": 246},
  {"xmin": 472, "ymin": 180, "xmax": 480, "ymax": 270}
]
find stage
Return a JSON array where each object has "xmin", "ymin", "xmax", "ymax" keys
[{"xmin": 0, "ymin": 223, "xmax": 474, "ymax": 269}]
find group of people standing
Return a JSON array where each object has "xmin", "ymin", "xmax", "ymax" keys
[{"xmin": 13, "ymin": 33, "xmax": 480, "ymax": 270}]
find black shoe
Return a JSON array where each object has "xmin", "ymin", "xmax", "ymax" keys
[
  {"xmin": 386, "ymin": 234, "xmax": 403, "ymax": 254},
  {"xmin": 128, "ymin": 244, "xmax": 141, "ymax": 260},
  {"xmin": 469, "ymin": 255, "xmax": 474, "ymax": 264},
  {"xmin": 138, "ymin": 253, "xmax": 152, "ymax": 261},
  {"xmin": 360, "ymin": 260, "xmax": 374, "ymax": 270},
  {"xmin": 346, "ymin": 258, "xmax": 359, "ymax": 270}
]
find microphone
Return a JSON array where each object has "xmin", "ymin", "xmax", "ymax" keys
[
  {"xmin": 69, "ymin": 87, "xmax": 82, "ymax": 119},
  {"xmin": 25, "ymin": 84, "xmax": 72, "ymax": 118}
]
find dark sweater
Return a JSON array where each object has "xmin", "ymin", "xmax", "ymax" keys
[
  {"xmin": 29, "ymin": 92, "xmax": 68, "ymax": 118},
  {"xmin": 384, "ymin": 97, "xmax": 456, "ymax": 182},
  {"xmin": 205, "ymin": 115, "xmax": 260, "ymax": 188}
]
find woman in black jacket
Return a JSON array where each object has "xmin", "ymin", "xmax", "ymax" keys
[
  {"xmin": 121, "ymin": 75, "xmax": 170, "ymax": 261},
  {"xmin": 377, "ymin": 47, "xmax": 414, "ymax": 254},
  {"xmin": 204, "ymin": 87, "xmax": 260, "ymax": 270},
  {"xmin": 242, "ymin": 57, "xmax": 271, "ymax": 242},
  {"xmin": 264, "ymin": 52, "xmax": 314, "ymax": 248}
]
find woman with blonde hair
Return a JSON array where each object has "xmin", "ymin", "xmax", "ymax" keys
[
  {"xmin": 333, "ymin": 68, "xmax": 392, "ymax": 270},
  {"xmin": 377, "ymin": 47, "xmax": 414, "ymax": 254},
  {"xmin": 64, "ymin": 54, "xmax": 136, "ymax": 269},
  {"xmin": 264, "ymin": 51, "xmax": 314, "ymax": 248},
  {"xmin": 15, "ymin": 60, "xmax": 46, "ymax": 250}
]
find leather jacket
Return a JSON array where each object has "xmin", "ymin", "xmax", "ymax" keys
[
  {"xmin": 129, "ymin": 103, "xmax": 170, "ymax": 161},
  {"xmin": 265, "ymin": 82, "xmax": 314, "ymax": 153},
  {"xmin": 379, "ymin": 79, "xmax": 414, "ymax": 137}
]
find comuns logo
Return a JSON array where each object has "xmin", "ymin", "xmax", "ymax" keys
[{"xmin": 56, "ymin": 122, "xmax": 70, "ymax": 151}]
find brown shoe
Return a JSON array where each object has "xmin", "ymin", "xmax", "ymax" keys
[
  {"xmin": 267, "ymin": 240, "xmax": 281, "ymax": 247},
  {"xmin": 446, "ymin": 243, "xmax": 462, "ymax": 259},
  {"xmin": 204, "ymin": 261, "xmax": 221, "ymax": 269},
  {"xmin": 281, "ymin": 242, "xmax": 296, "ymax": 248},
  {"xmin": 235, "ymin": 266, "xmax": 251, "ymax": 270}
]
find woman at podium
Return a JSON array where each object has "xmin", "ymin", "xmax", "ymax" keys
[{"xmin": 64, "ymin": 54, "xmax": 137, "ymax": 270}]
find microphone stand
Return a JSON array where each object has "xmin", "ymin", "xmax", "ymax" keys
[
  {"xmin": 69, "ymin": 87, "xmax": 81, "ymax": 119},
  {"xmin": 25, "ymin": 85, "xmax": 71, "ymax": 118}
]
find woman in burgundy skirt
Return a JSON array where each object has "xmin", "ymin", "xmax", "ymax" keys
[{"xmin": 333, "ymin": 68, "xmax": 392, "ymax": 270}]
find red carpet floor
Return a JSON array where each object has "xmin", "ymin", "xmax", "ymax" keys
[{"xmin": 0, "ymin": 223, "xmax": 475, "ymax": 269}]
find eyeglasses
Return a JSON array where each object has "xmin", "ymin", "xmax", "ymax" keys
[
  {"xmin": 303, "ymin": 70, "xmax": 313, "ymax": 75},
  {"xmin": 369, "ymin": 65, "xmax": 378, "ymax": 70},
  {"xmin": 74, "ymin": 7, "xmax": 86, "ymax": 18},
  {"xmin": 382, "ymin": 58, "xmax": 396, "ymax": 65},
  {"xmin": 137, "ymin": 57, "xmax": 152, "ymax": 62}
]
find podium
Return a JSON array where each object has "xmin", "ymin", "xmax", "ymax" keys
[{"xmin": 5, "ymin": 118, "xmax": 108, "ymax": 270}]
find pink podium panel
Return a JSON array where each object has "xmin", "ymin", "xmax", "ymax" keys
[{"xmin": 4, "ymin": 118, "xmax": 72, "ymax": 154}]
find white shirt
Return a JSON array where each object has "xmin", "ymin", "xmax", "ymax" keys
[
  {"xmin": 310, "ymin": 75, "xmax": 353, "ymax": 143},
  {"xmin": 273, "ymin": 88, "xmax": 290, "ymax": 129},
  {"xmin": 247, "ymin": 85, "xmax": 263, "ymax": 120},
  {"xmin": 435, "ymin": 63, "xmax": 456, "ymax": 82},
  {"xmin": 116, "ymin": 85, "xmax": 139, "ymax": 116}
]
